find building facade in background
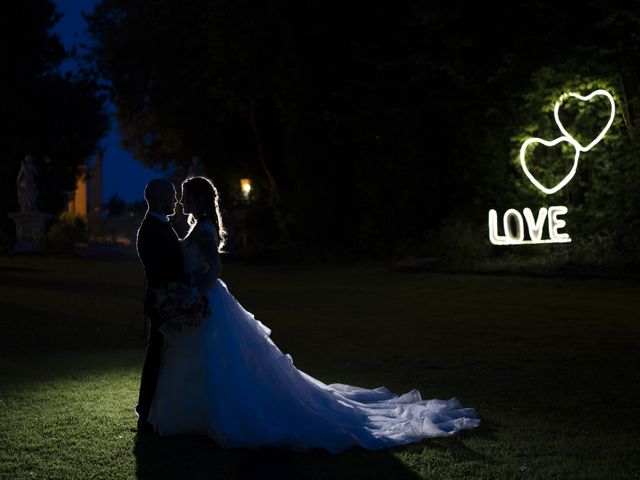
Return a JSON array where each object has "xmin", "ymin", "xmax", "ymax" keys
[{"xmin": 67, "ymin": 149, "xmax": 103, "ymax": 235}]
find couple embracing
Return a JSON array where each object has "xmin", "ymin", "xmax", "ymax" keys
[{"xmin": 134, "ymin": 175, "xmax": 479, "ymax": 453}]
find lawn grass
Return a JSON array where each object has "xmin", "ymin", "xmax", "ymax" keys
[{"xmin": 0, "ymin": 256, "xmax": 639, "ymax": 479}]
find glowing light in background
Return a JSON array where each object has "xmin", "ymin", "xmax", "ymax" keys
[
  {"xmin": 240, "ymin": 178, "xmax": 252, "ymax": 201},
  {"xmin": 489, "ymin": 88, "xmax": 616, "ymax": 245},
  {"xmin": 554, "ymin": 89, "xmax": 615, "ymax": 152},
  {"xmin": 519, "ymin": 136, "xmax": 580, "ymax": 195},
  {"xmin": 519, "ymin": 88, "xmax": 615, "ymax": 196},
  {"xmin": 488, "ymin": 206, "xmax": 572, "ymax": 245}
]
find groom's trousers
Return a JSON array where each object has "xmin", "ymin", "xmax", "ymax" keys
[{"xmin": 136, "ymin": 310, "xmax": 164, "ymax": 422}]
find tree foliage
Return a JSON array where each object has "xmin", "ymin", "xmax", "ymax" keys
[
  {"xmin": 87, "ymin": 0, "xmax": 640, "ymax": 264},
  {"xmin": 0, "ymin": 0, "xmax": 108, "ymax": 236}
]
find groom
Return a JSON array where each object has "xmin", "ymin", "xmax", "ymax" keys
[{"xmin": 135, "ymin": 179, "xmax": 187, "ymax": 433}]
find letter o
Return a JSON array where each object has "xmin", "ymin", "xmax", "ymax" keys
[{"xmin": 503, "ymin": 209, "xmax": 525, "ymax": 243}]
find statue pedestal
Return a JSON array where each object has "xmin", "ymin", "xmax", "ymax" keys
[{"xmin": 8, "ymin": 212, "xmax": 53, "ymax": 252}]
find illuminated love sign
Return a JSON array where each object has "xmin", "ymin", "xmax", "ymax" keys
[
  {"xmin": 489, "ymin": 206, "xmax": 571, "ymax": 245},
  {"xmin": 489, "ymin": 88, "xmax": 615, "ymax": 246}
]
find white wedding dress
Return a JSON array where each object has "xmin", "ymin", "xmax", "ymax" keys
[{"xmin": 147, "ymin": 219, "xmax": 479, "ymax": 452}]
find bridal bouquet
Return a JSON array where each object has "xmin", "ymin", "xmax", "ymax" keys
[{"xmin": 153, "ymin": 282, "xmax": 210, "ymax": 331}]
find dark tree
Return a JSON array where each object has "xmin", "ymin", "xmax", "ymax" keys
[
  {"xmin": 87, "ymin": 0, "xmax": 457, "ymax": 254},
  {"xmin": 87, "ymin": 0, "xmax": 640, "ymax": 263},
  {"xmin": 0, "ymin": 0, "xmax": 108, "ymax": 235},
  {"xmin": 103, "ymin": 194, "xmax": 127, "ymax": 217}
]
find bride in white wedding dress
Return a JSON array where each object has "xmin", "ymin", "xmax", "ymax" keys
[{"xmin": 147, "ymin": 176, "xmax": 479, "ymax": 452}]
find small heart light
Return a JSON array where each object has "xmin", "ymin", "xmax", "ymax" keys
[
  {"xmin": 553, "ymin": 89, "xmax": 615, "ymax": 152},
  {"xmin": 519, "ymin": 136, "xmax": 580, "ymax": 195},
  {"xmin": 492, "ymin": 88, "xmax": 616, "ymax": 245}
]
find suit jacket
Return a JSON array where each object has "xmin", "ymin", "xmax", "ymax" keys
[{"xmin": 136, "ymin": 213, "xmax": 187, "ymax": 317}]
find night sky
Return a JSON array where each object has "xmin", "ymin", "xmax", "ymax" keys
[{"xmin": 53, "ymin": 0, "xmax": 170, "ymax": 203}]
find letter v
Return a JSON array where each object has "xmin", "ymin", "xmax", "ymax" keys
[{"xmin": 523, "ymin": 207, "xmax": 548, "ymax": 242}]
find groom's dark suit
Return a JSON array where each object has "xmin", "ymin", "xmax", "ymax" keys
[{"xmin": 135, "ymin": 212, "xmax": 187, "ymax": 423}]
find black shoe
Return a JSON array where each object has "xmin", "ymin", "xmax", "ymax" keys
[{"xmin": 137, "ymin": 418, "xmax": 155, "ymax": 434}]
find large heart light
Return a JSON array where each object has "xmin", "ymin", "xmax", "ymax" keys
[
  {"xmin": 491, "ymin": 88, "xmax": 616, "ymax": 245},
  {"xmin": 519, "ymin": 136, "xmax": 580, "ymax": 195},
  {"xmin": 553, "ymin": 89, "xmax": 615, "ymax": 152}
]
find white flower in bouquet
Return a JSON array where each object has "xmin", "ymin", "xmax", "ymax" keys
[{"xmin": 155, "ymin": 282, "xmax": 209, "ymax": 331}]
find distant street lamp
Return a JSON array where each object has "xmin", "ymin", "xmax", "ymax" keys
[{"xmin": 240, "ymin": 178, "xmax": 252, "ymax": 201}]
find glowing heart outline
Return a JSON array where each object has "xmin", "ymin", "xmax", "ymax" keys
[
  {"xmin": 553, "ymin": 89, "xmax": 615, "ymax": 152},
  {"xmin": 519, "ymin": 136, "xmax": 580, "ymax": 195}
]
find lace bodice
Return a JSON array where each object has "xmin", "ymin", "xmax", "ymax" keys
[{"xmin": 180, "ymin": 219, "xmax": 221, "ymax": 292}]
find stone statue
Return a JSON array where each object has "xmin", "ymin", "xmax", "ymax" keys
[
  {"xmin": 9, "ymin": 154, "xmax": 51, "ymax": 252},
  {"xmin": 16, "ymin": 154, "xmax": 39, "ymax": 213}
]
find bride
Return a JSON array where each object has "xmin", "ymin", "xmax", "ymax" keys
[{"xmin": 147, "ymin": 176, "xmax": 479, "ymax": 453}]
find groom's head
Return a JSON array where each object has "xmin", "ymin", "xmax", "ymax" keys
[{"xmin": 144, "ymin": 179, "xmax": 177, "ymax": 216}]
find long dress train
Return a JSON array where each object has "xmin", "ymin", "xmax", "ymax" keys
[{"xmin": 148, "ymin": 276, "xmax": 479, "ymax": 453}]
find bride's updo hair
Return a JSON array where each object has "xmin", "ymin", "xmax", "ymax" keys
[{"xmin": 181, "ymin": 176, "xmax": 227, "ymax": 253}]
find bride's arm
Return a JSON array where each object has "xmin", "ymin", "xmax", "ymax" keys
[{"xmin": 191, "ymin": 223, "xmax": 222, "ymax": 295}]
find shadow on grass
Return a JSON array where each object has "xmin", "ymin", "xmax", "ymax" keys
[
  {"xmin": 0, "ymin": 301, "xmax": 143, "ymax": 353},
  {"xmin": 0, "ymin": 265, "xmax": 46, "ymax": 274},
  {"xmin": 133, "ymin": 432, "xmax": 423, "ymax": 480},
  {"xmin": 0, "ymin": 272, "xmax": 142, "ymax": 299}
]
